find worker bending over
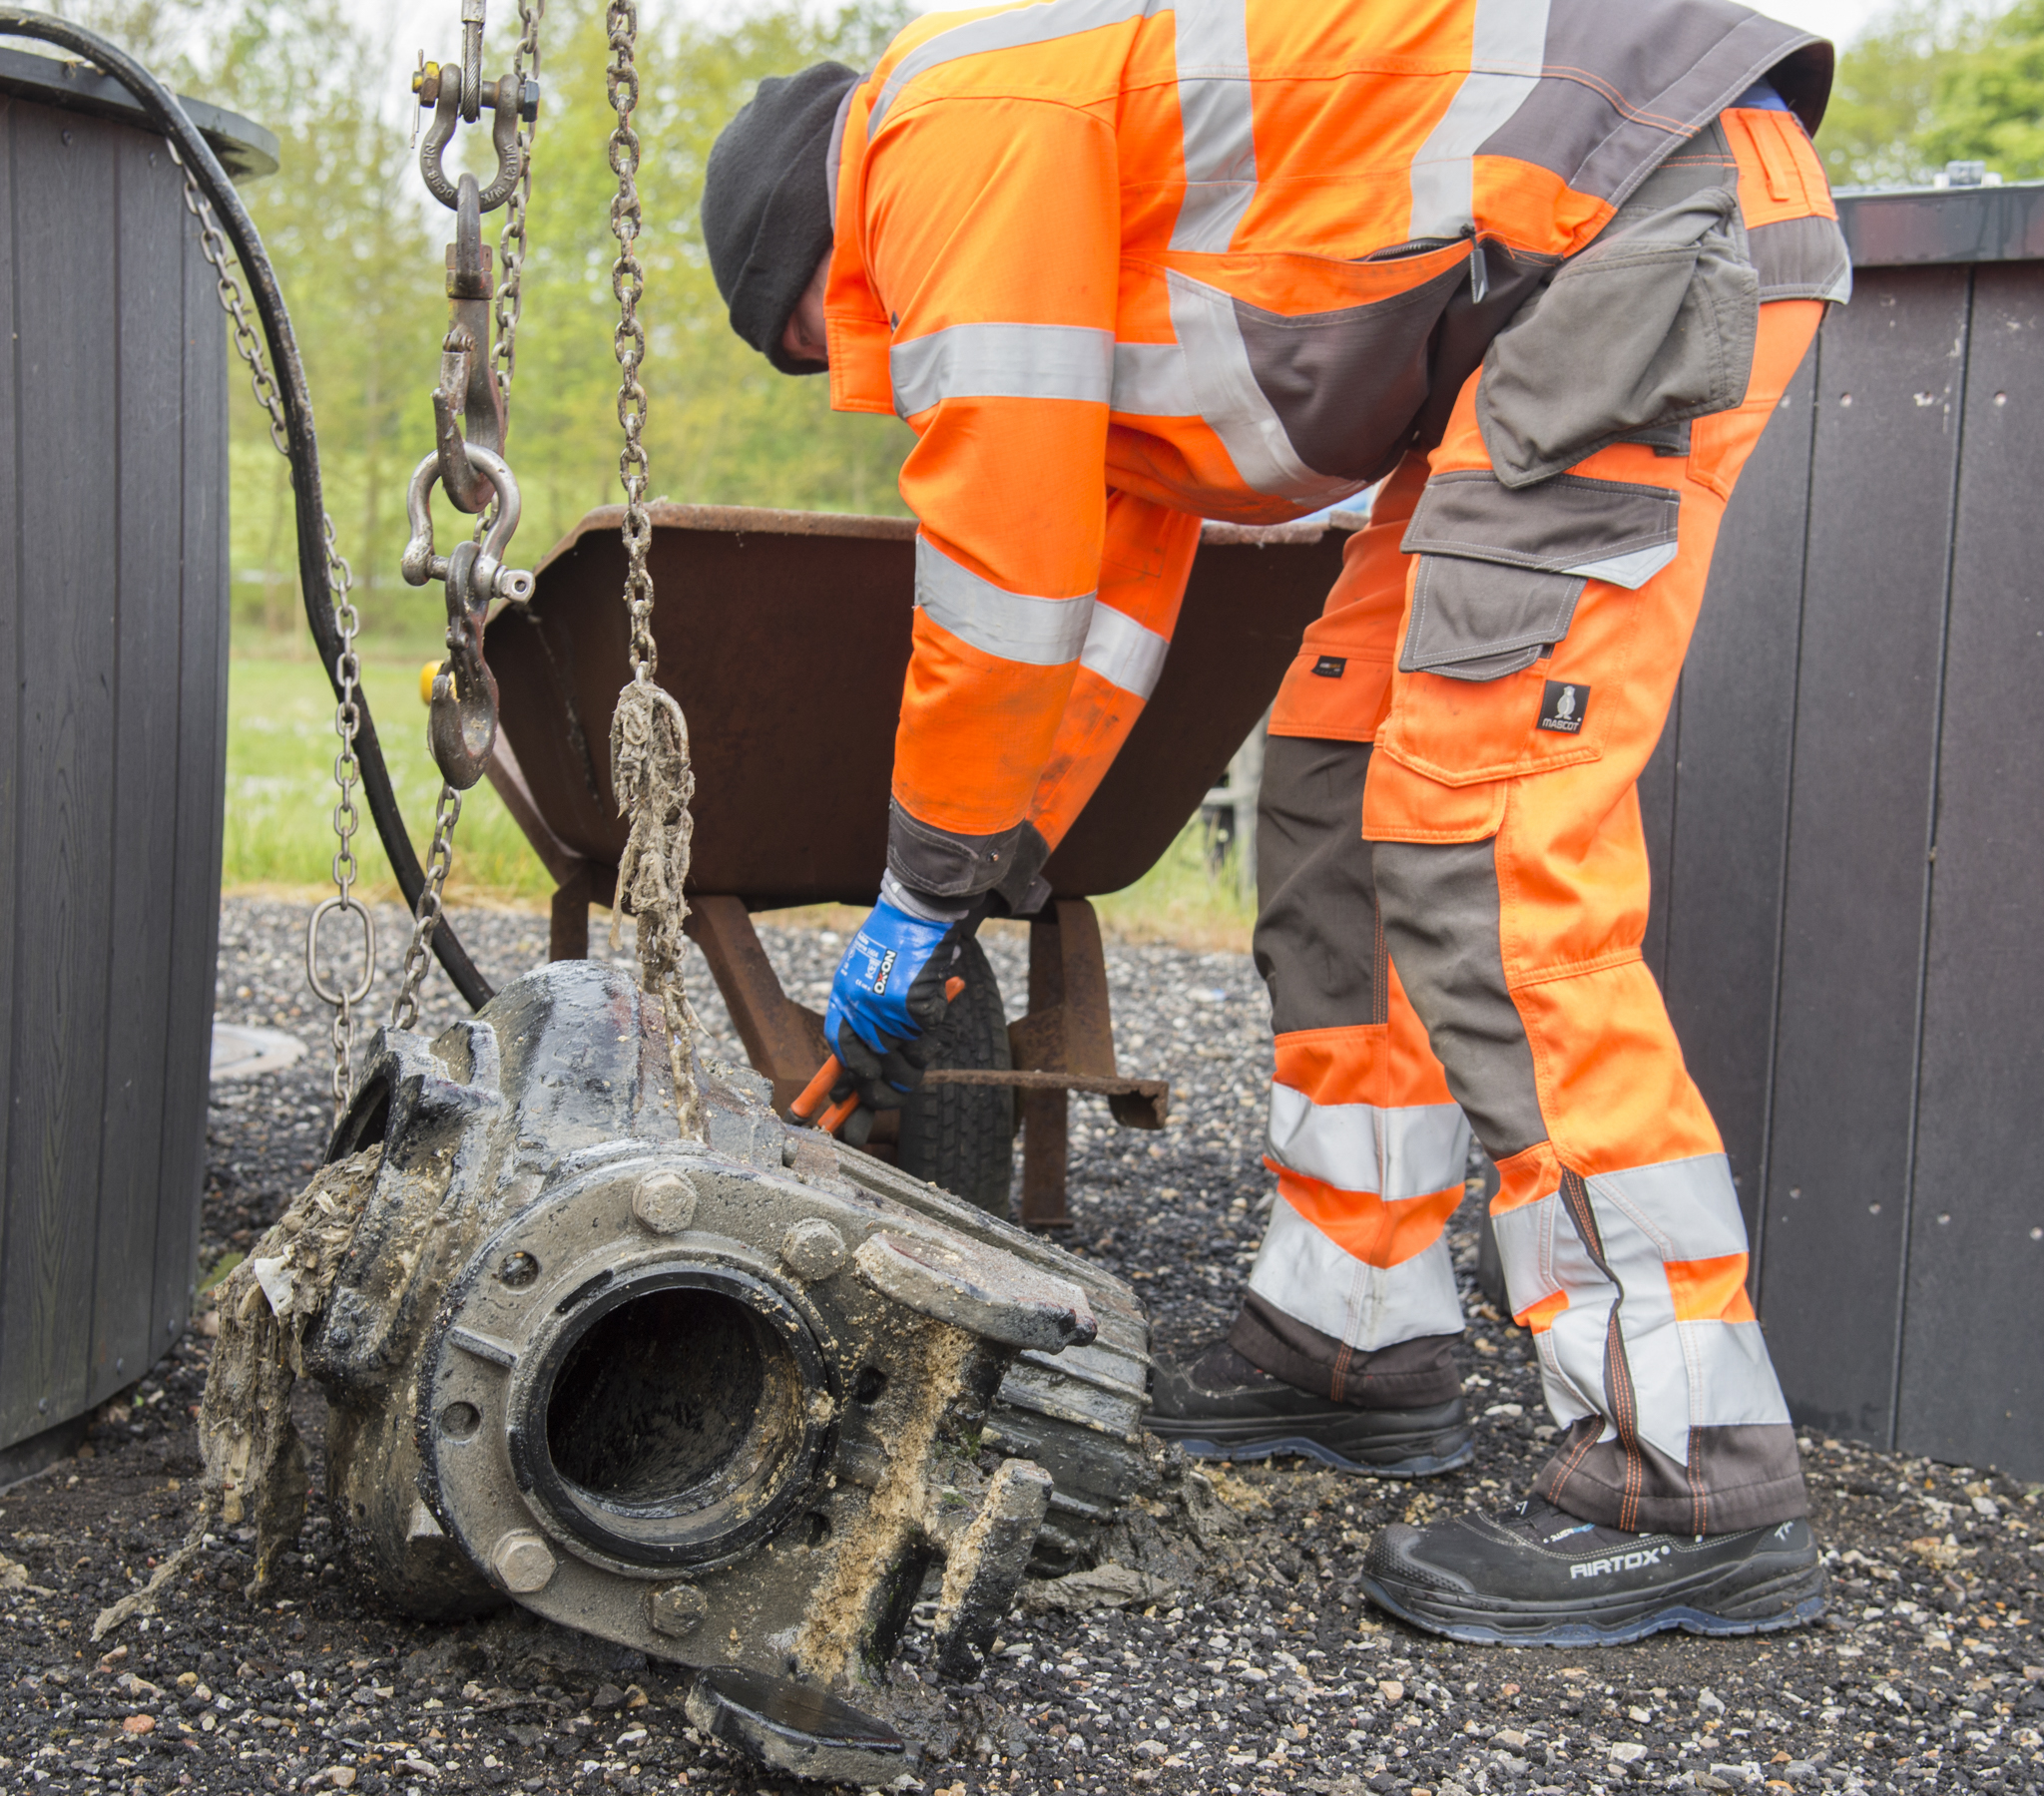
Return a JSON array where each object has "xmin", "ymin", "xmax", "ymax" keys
[{"xmin": 703, "ymin": 0, "xmax": 1848, "ymax": 1643}]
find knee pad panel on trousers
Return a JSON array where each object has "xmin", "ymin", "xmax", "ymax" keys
[
  {"xmin": 1254, "ymin": 735, "xmax": 1384, "ymax": 1036},
  {"xmin": 1372, "ymin": 836, "xmax": 1546, "ymax": 1160}
]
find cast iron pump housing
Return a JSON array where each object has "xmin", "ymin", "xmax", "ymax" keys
[{"xmin": 304, "ymin": 958, "xmax": 1149, "ymax": 1781}]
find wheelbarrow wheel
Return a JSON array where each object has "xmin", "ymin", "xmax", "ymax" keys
[{"xmin": 897, "ymin": 935, "xmax": 1015, "ymax": 1216}]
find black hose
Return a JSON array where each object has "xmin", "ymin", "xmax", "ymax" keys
[{"xmin": 0, "ymin": 7, "xmax": 495, "ymax": 1011}]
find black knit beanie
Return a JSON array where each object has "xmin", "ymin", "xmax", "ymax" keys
[{"xmin": 703, "ymin": 61, "xmax": 858, "ymax": 374}]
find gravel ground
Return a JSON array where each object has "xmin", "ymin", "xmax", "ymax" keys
[{"xmin": 0, "ymin": 897, "xmax": 2039, "ymax": 1796}]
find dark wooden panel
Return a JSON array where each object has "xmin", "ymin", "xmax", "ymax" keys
[
  {"xmin": 1896, "ymin": 262, "xmax": 2044, "ymax": 1480},
  {"xmin": 0, "ymin": 108, "xmax": 21, "ymax": 1417},
  {"xmin": 1758, "ymin": 266, "xmax": 1973, "ymax": 1446},
  {"xmin": 1663, "ymin": 352, "xmax": 1819, "ymax": 1251},
  {"xmin": 93, "ymin": 132, "xmax": 187, "ymax": 1401},
  {"xmin": 0, "ymin": 106, "xmax": 120, "ymax": 1445},
  {"xmin": 152, "ymin": 180, "xmax": 232, "ymax": 1364}
]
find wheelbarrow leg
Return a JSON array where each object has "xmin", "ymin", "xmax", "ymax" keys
[
  {"xmin": 550, "ymin": 864, "xmax": 596, "ymax": 961},
  {"xmin": 1012, "ymin": 899, "xmax": 1118, "ymax": 1229},
  {"xmin": 1019, "ymin": 1088, "xmax": 1071, "ymax": 1228},
  {"xmin": 685, "ymin": 896, "xmax": 832, "ymax": 1114}
]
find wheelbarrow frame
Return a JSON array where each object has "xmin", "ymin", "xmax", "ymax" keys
[{"xmin": 483, "ymin": 504, "xmax": 1354, "ymax": 1223}]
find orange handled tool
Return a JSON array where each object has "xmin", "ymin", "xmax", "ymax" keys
[{"xmin": 790, "ymin": 976, "xmax": 964, "ymax": 1135}]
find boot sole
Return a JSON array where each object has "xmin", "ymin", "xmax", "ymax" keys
[
  {"xmin": 1358, "ymin": 1558, "xmax": 1827, "ymax": 1645},
  {"xmin": 1149, "ymin": 1421, "xmax": 1475, "ymax": 1480}
]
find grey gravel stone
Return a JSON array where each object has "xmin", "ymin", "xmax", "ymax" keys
[{"xmin": 0, "ymin": 897, "xmax": 2037, "ymax": 1796}]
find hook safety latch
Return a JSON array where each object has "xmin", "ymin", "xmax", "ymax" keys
[{"xmin": 401, "ymin": 441, "xmax": 535, "ymax": 791}]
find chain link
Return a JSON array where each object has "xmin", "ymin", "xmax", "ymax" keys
[
  {"xmin": 605, "ymin": 0, "xmax": 703, "ymax": 1137},
  {"xmin": 389, "ymin": 785, "xmax": 462, "ymax": 1031},
  {"xmin": 492, "ymin": 0, "xmax": 545, "ymax": 409},
  {"xmin": 607, "ymin": 0, "xmax": 657, "ymax": 685},
  {"xmin": 170, "ymin": 144, "xmax": 374, "ymax": 1113},
  {"xmin": 175, "ymin": 150, "xmax": 289, "ymax": 455}
]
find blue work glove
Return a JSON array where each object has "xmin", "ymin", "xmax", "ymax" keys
[{"xmin": 821, "ymin": 895, "xmax": 967, "ymax": 1142}]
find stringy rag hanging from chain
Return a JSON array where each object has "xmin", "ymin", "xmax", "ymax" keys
[{"xmin": 605, "ymin": 0, "xmax": 703, "ymax": 1139}]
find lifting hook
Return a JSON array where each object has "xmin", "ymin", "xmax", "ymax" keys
[{"xmin": 434, "ymin": 174, "xmax": 506, "ymax": 513}]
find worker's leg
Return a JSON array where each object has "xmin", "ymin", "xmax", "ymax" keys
[
  {"xmin": 1149, "ymin": 458, "xmax": 1478, "ymax": 1473},
  {"xmin": 1356, "ymin": 291, "xmax": 1836, "ymax": 1638},
  {"xmin": 1161, "ymin": 455, "xmax": 1479, "ymax": 1471},
  {"xmin": 1368, "ymin": 287, "xmax": 1824, "ymax": 1537},
  {"xmin": 1357, "ymin": 91, "xmax": 1848, "ymax": 1554},
  {"xmin": 1230, "ymin": 732, "xmax": 1468, "ymax": 1403}
]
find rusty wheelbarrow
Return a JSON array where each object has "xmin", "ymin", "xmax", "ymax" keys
[{"xmin": 481, "ymin": 504, "xmax": 1353, "ymax": 1225}]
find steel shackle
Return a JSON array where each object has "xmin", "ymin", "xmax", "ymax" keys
[{"xmin": 400, "ymin": 441, "xmax": 535, "ymax": 606}]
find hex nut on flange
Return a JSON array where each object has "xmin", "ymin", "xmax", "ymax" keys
[
  {"xmin": 647, "ymin": 1581, "xmax": 709, "ymax": 1638},
  {"xmin": 491, "ymin": 1530, "xmax": 557, "ymax": 1593},
  {"xmin": 780, "ymin": 1217, "xmax": 849, "ymax": 1281},
  {"xmin": 632, "ymin": 1169, "xmax": 699, "ymax": 1235}
]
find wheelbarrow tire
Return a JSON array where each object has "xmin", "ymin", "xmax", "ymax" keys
[{"xmin": 896, "ymin": 935, "xmax": 1015, "ymax": 1216}]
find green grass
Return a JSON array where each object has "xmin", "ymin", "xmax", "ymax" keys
[
  {"xmin": 1093, "ymin": 820, "xmax": 1256, "ymax": 953},
  {"xmin": 226, "ymin": 653, "xmax": 551, "ymax": 903},
  {"xmin": 227, "ymin": 648, "xmax": 1258, "ymax": 949}
]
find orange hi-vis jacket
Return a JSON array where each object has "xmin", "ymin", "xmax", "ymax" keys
[{"xmin": 820, "ymin": 0, "xmax": 1830, "ymax": 905}]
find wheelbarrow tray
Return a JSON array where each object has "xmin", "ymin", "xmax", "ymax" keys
[{"xmin": 487, "ymin": 503, "xmax": 1351, "ymax": 908}]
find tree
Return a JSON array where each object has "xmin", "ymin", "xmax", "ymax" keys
[
  {"xmin": 1920, "ymin": 0, "xmax": 2044, "ymax": 178},
  {"xmin": 34, "ymin": 1, "xmax": 918, "ymax": 651},
  {"xmin": 1817, "ymin": 2, "xmax": 1984, "ymax": 187},
  {"xmin": 1816, "ymin": 1, "xmax": 2044, "ymax": 188}
]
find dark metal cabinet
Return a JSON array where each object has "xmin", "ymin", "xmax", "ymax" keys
[
  {"xmin": 0, "ymin": 54, "xmax": 272, "ymax": 1467},
  {"xmin": 1645, "ymin": 181, "xmax": 2044, "ymax": 1478}
]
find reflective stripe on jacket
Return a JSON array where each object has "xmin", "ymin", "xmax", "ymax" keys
[{"xmin": 820, "ymin": 0, "xmax": 1832, "ymax": 899}]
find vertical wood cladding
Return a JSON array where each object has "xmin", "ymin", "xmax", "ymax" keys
[
  {"xmin": 1643, "ymin": 224, "xmax": 2044, "ymax": 1480},
  {"xmin": 0, "ymin": 94, "xmax": 229, "ymax": 1450}
]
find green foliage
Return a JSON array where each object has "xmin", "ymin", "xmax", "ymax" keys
[
  {"xmin": 1817, "ymin": 1, "xmax": 2044, "ymax": 188},
  {"xmin": 1818, "ymin": 4, "xmax": 1975, "ymax": 187},
  {"xmin": 494, "ymin": 0, "xmax": 915, "ymax": 578},
  {"xmin": 71, "ymin": 0, "xmax": 918, "ymax": 650},
  {"xmin": 1920, "ymin": 0, "xmax": 2044, "ymax": 178}
]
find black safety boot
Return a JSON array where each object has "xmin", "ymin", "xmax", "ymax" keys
[
  {"xmin": 1360, "ymin": 1494, "xmax": 1826, "ymax": 1645},
  {"xmin": 1146, "ymin": 1342, "xmax": 1473, "ymax": 1477}
]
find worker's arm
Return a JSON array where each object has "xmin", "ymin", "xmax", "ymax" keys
[
  {"xmin": 854, "ymin": 92, "xmax": 1121, "ymax": 906},
  {"xmin": 1023, "ymin": 489, "xmax": 1203, "ymax": 860}
]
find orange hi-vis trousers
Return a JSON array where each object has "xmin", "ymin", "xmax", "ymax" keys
[{"xmin": 1235, "ymin": 106, "xmax": 1840, "ymax": 1534}]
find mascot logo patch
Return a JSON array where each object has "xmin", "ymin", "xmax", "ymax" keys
[{"xmin": 1538, "ymin": 680, "xmax": 1588, "ymax": 734}]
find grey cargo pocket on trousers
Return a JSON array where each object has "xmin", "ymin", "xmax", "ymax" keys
[
  {"xmin": 1400, "ymin": 558, "xmax": 1586, "ymax": 681},
  {"xmin": 1396, "ymin": 470, "xmax": 1682, "ymax": 680},
  {"xmin": 1476, "ymin": 178, "xmax": 1760, "ymax": 489}
]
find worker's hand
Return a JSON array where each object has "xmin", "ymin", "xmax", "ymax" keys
[{"xmin": 821, "ymin": 899, "xmax": 966, "ymax": 1139}]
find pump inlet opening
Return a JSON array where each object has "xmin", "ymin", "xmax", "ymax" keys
[{"xmin": 509, "ymin": 1264, "xmax": 830, "ymax": 1570}]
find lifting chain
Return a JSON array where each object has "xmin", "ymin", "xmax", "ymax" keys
[
  {"xmin": 389, "ymin": 785, "xmax": 461, "ymax": 1030},
  {"xmin": 492, "ymin": 0, "xmax": 546, "ymax": 411},
  {"xmin": 606, "ymin": 0, "xmax": 654, "ymax": 683},
  {"xmin": 606, "ymin": 0, "xmax": 703, "ymax": 1138},
  {"xmin": 391, "ymin": 0, "xmax": 543, "ymax": 1034},
  {"xmin": 165, "ymin": 141, "xmax": 375, "ymax": 1116}
]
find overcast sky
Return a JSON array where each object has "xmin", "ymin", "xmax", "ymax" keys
[{"xmin": 349, "ymin": 1, "xmax": 1898, "ymax": 65}]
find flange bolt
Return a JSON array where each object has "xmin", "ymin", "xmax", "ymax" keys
[
  {"xmin": 490, "ymin": 1530, "xmax": 557, "ymax": 1593},
  {"xmin": 780, "ymin": 1218, "xmax": 849, "ymax": 1281},
  {"xmin": 632, "ymin": 1169, "xmax": 700, "ymax": 1235},
  {"xmin": 647, "ymin": 1582, "xmax": 709, "ymax": 1639}
]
